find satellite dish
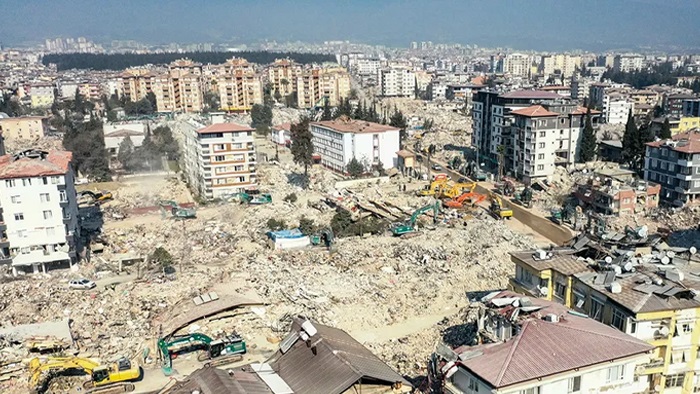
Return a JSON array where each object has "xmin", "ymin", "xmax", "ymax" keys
[
  {"xmin": 690, "ymin": 247, "xmax": 697, "ymax": 255},
  {"xmin": 604, "ymin": 256, "xmax": 613, "ymax": 264},
  {"xmin": 539, "ymin": 287, "xmax": 549, "ymax": 296},
  {"xmin": 667, "ymin": 251, "xmax": 676, "ymax": 258}
]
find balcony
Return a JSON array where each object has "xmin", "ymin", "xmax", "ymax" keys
[{"xmin": 636, "ymin": 358, "xmax": 665, "ymax": 375}]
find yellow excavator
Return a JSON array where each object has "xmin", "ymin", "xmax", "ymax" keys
[
  {"xmin": 440, "ymin": 182, "xmax": 477, "ymax": 199},
  {"xmin": 489, "ymin": 193, "xmax": 513, "ymax": 220},
  {"xmin": 418, "ymin": 174, "xmax": 450, "ymax": 197},
  {"xmin": 28, "ymin": 356, "xmax": 141, "ymax": 393}
]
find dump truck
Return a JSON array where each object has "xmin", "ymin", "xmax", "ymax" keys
[
  {"xmin": 28, "ymin": 356, "xmax": 141, "ymax": 394},
  {"xmin": 158, "ymin": 332, "xmax": 246, "ymax": 375}
]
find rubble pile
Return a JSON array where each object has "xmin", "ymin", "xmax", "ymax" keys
[
  {"xmin": 4, "ymin": 136, "xmax": 64, "ymax": 155},
  {"xmin": 106, "ymin": 176, "xmax": 193, "ymax": 209},
  {"xmin": 607, "ymin": 206, "xmax": 700, "ymax": 248},
  {"xmin": 385, "ymin": 97, "xmax": 471, "ymax": 132}
]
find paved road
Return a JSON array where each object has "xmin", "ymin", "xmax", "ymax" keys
[{"xmin": 409, "ymin": 149, "xmax": 573, "ymax": 245}]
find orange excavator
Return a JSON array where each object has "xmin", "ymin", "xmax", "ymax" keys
[{"xmin": 444, "ymin": 190, "xmax": 487, "ymax": 209}]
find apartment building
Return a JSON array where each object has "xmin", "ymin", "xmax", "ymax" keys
[
  {"xmin": 0, "ymin": 150, "xmax": 80, "ymax": 275},
  {"xmin": 310, "ymin": 117, "xmax": 400, "ymax": 173},
  {"xmin": 0, "ymin": 116, "xmax": 49, "ymax": 140},
  {"xmin": 683, "ymin": 98, "xmax": 700, "ymax": 117},
  {"xmin": 216, "ymin": 58, "xmax": 263, "ymax": 112},
  {"xmin": 29, "ymin": 83, "xmax": 55, "ymax": 108},
  {"xmin": 644, "ymin": 131, "xmax": 700, "ymax": 205},
  {"xmin": 573, "ymin": 171, "xmax": 660, "ymax": 215},
  {"xmin": 630, "ymin": 89, "xmax": 661, "ymax": 107},
  {"xmin": 570, "ymin": 75, "xmax": 593, "ymax": 100},
  {"xmin": 613, "ymin": 55, "xmax": 644, "ymax": 73},
  {"xmin": 442, "ymin": 291, "xmax": 653, "ymax": 394},
  {"xmin": 664, "ymin": 93, "xmax": 696, "ymax": 118},
  {"xmin": 180, "ymin": 122, "xmax": 257, "ymax": 199},
  {"xmin": 163, "ymin": 59, "xmax": 205, "ymax": 113},
  {"xmin": 296, "ymin": 67, "xmax": 351, "ymax": 108},
  {"xmin": 509, "ymin": 241, "xmax": 700, "ymax": 394},
  {"xmin": 510, "ymin": 103, "xmax": 601, "ymax": 182},
  {"xmin": 604, "ymin": 93, "xmax": 635, "ymax": 125},
  {"xmin": 471, "ymin": 90, "xmax": 564, "ymax": 171},
  {"xmin": 267, "ymin": 58, "xmax": 302, "ymax": 97},
  {"xmin": 377, "ymin": 67, "xmax": 416, "ymax": 97},
  {"xmin": 541, "ymin": 54, "xmax": 581, "ymax": 78},
  {"xmin": 502, "ymin": 53, "xmax": 531, "ymax": 77},
  {"xmin": 119, "ymin": 69, "xmax": 156, "ymax": 102}
]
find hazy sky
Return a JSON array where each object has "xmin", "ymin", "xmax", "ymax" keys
[{"xmin": 2, "ymin": 0, "xmax": 699, "ymax": 51}]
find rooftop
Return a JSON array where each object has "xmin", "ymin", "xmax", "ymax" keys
[
  {"xmin": 312, "ymin": 117, "xmax": 399, "ymax": 134},
  {"xmin": 455, "ymin": 291, "xmax": 652, "ymax": 389},
  {"xmin": 0, "ymin": 150, "xmax": 72, "ymax": 179},
  {"xmin": 105, "ymin": 129, "xmax": 144, "ymax": 138},
  {"xmin": 510, "ymin": 105, "xmax": 559, "ymax": 118},
  {"xmin": 500, "ymin": 90, "xmax": 563, "ymax": 100},
  {"xmin": 197, "ymin": 122, "xmax": 255, "ymax": 134},
  {"xmin": 646, "ymin": 130, "xmax": 700, "ymax": 154},
  {"xmin": 511, "ymin": 249, "xmax": 593, "ymax": 276}
]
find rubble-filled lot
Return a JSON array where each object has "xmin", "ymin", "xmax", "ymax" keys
[{"xmin": 0, "ymin": 141, "xmax": 535, "ymax": 392}]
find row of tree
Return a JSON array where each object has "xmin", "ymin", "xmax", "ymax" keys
[
  {"xmin": 117, "ymin": 125, "xmax": 178, "ymax": 172},
  {"xmin": 601, "ymin": 62, "xmax": 696, "ymax": 89},
  {"xmin": 42, "ymin": 51, "xmax": 336, "ymax": 71}
]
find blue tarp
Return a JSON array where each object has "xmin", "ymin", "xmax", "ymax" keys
[{"xmin": 267, "ymin": 228, "xmax": 305, "ymax": 241}]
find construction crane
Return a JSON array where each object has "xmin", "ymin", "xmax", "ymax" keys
[
  {"xmin": 158, "ymin": 333, "xmax": 246, "ymax": 375},
  {"xmin": 158, "ymin": 201, "xmax": 196, "ymax": 219},
  {"xmin": 390, "ymin": 201, "xmax": 441, "ymax": 236},
  {"xmin": 27, "ymin": 356, "xmax": 141, "ymax": 393},
  {"xmin": 417, "ymin": 175, "xmax": 450, "ymax": 197},
  {"xmin": 440, "ymin": 182, "xmax": 476, "ymax": 199},
  {"xmin": 489, "ymin": 193, "xmax": 513, "ymax": 220}
]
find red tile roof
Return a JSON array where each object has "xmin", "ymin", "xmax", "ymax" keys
[
  {"xmin": 510, "ymin": 105, "xmax": 559, "ymax": 117},
  {"xmin": 197, "ymin": 123, "xmax": 255, "ymax": 134},
  {"xmin": 456, "ymin": 292, "xmax": 652, "ymax": 389},
  {"xmin": 646, "ymin": 131, "xmax": 700, "ymax": 154},
  {"xmin": 500, "ymin": 90, "xmax": 562, "ymax": 99},
  {"xmin": 273, "ymin": 122, "xmax": 292, "ymax": 131},
  {"xmin": 570, "ymin": 106, "xmax": 603, "ymax": 115},
  {"xmin": 0, "ymin": 150, "xmax": 72, "ymax": 179},
  {"xmin": 312, "ymin": 119, "xmax": 398, "ymax": 134}
]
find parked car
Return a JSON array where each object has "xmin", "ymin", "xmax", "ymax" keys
[
  {"xmin": 69, "ymin": 278, "xmax": 96, "ymax": 290},
  {"xmin": 431, "ymin": 164, "xmax": 443, "ymax": 171}
]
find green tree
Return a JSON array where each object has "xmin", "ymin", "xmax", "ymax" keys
[
  {"xmin": 152, "ymin": 125, "xmax": 179, "ymax": 160},
  {"xmin": 73, "ymin": 88, "xmax": 85, "ymax": 115},
  {"xmin": 298, "ymin": 215, "xmax": 316, "ymax": 235},
  {"xmin": 579, "ymin": 108, "xmax": 597, "ymax": 162},
  {"xmin": 346, "ymin": 157, "xmax": 364, "ymax": 178},
  {"xmin": 117, "ymin": 135, "xmax": 135, "ymax": 170},
  {"xmin": 622, "ymin": 111, "xmax": 647, "ymax": 173},
  {"xmin": 150, "ymin": 247, "xmax": 173, "ymax": 267},
  {"xmin": 203, "ymin": 91, "xmax": 220, "ymax": 111},
  {"xmin": 62, "ymin": 116, "xmax": 112, "ymax": 181},
  {"xmin": 389, "ymin": 108, "xmax": 408, "ymax": 148},
  {"xmin": 137, "ymin": 126, "xmax": 161, "ymax": 170},
  {"xmin": 251, "ymin": 103, "xmax": 273, "ymax": 135},
  {"xmin": 290, "ymin": 117, "xmax": 314, "ymax": 177},
  {"xmin": 145, "ymin": 91, "xmax": 157, "ymax": 112},
  {"xmin": 321, "ymin": 98, "xmax": 333, "ymax": 121},
  {"xmin": 334, "ymin": 98, "xmax": 353, "ymax": 119},
  {"xmin": 660, "ymin": 117, "xmax": 672, "ymax": 139},
  {"xmin": 274, "ymin": 88, "xmax": 282, "ymax": 103},
  {"xmin": 353, "ymin": 100, "xmax": 364, "ymax": 119}
]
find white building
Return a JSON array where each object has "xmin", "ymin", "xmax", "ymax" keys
[
  {"xmin": 0, "ymin": 150, "xmax": 80, "ymax": 274},
  {"xmin": 443, "ymin": 291, "xmax": 653, "ymax": 394},
  {"xmin": 270, "ymin": 123, "xmax": 292, "ymax": 146},
  {"xmin": 310, "ymin": 117, "xmax": 400, "ymax": 173},
  {"xmin": 570, "ymin": 75, "xmax": 593, "ymax": 100},
  {"xmin": 180, "ymin": 122, "xmax": 257, "ymax": 199},
  {"xmin": 502, "ymin": 53, "xmax": 531, "ymax": 77},
  {"xmin": 351, "ymin": 58, "xmax": 381, "ymax": 76},
  {"xmin": 603, "ymin": 93, "xmax": 634, "ymax": 124},
  {"xmin": 377, "ymin": 67, "xmax": 416, "ymax": 97},
  {"xmin": 614, "ymin": 55, "xmax": 644, "ymax": 73}
]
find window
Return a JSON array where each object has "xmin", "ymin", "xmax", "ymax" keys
[
  {"xmin": 554, "ymin": 282, "xmax": 566, "ymax": 298},
  {"xmin": 537, "ymin": 164, "xmax": 544, "ymax": 171},
  {"xmin": 611, "ymin": 308, "xmax": 625, "ymax": 331},
  {"xmin": 568, "ymin": 376, "xmax": 581, "ymax": 393},
  {"xmin": 589, "ymin": 298, "xmax": 604, "ymax": 321},
  {"xmin": 46, "ymin": 227, "xmax": 55, "ymax": 237},
  {"xmin": 214, "ymin": 155, "xmax": 225, "ymax": 162},
  {"xmin": 42, "ymin": 177, "xmax": 48, "ymax": 185},
  {"xmin": 214, "ymin": 144, "xmax": 225, "ymax": 150},
  {"xmin": 21, "ymin": 178, "xmax": 31, "ymax": 186},
  {"xmin": 43, "ymin": 210, "xmax": 52, "ymax": 220},
  {"xmin": 665, "ymin": 373, "xmax": 685, "ymax": 388},
  {"xmin": 538, "ymin": 142, "xmax": 545, "ymax": 148},
  {"xmin": 675, "ymin": 321, "xmax": 693, "ymax": 336},
  {"xmin": 467, "ymin": 377, "xmax": 478, "ymax": 394},
  {"xmin": 5, "ymin": 179, "xmax": 15, "ymax": 187},
  {"xmin": 538, "ymin": 153, "xmax": 545, "ymax": 160},
  {"xmin": 59, "ymin": 190, "xmax": 67, "ymax": 202},
  {"xmin": 573, "ymin": 291, "xmax": 586, "ymax": 310},
  {"xmin": 40, "ymin": 193, "xmax": 50, "ymax": 203},
  {"xmin": 51, "ymin": 176, "xmax": 59, "ymax": 184},
  {"xmin": 539, "ymin": 131, "xmax": 546, "ymax": 137},
  {"xmin": 629, "ymin": 320, "xmax": 637, "ymax": 334},
  {"xmin": 14, "ymin": 213, "xmax": 24, "ymax": 221},
  {"xmin": 519, "ymin": 388, "xmax": 540, "ymax": 394},
  {"xmin": 17, "ymin": 230, "xmax": 26, "ymax": 238},
  {"xmin": 606, "ymin": 365, "xmax": 625, "ymax": 383},
  {"xmin": 10, "ymin": 195, "xmax": 20, "ymax": 204}
]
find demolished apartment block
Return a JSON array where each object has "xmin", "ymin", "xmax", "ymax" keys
[
  {"xmin": 509, "ymin": 231, "xmax": 700, "ymax": 392},
  {"xmin": 432, "ymin": 291, "xmax": 653, "ymax": 394},
  {"xmin": 164, "ymin": 317, "xmax": 411, "ymax": 394},
  {"xmin": 573, "ymin": 168, "xmax": 660, "ymax": 216}
]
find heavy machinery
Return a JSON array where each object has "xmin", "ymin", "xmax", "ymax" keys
[
  {"xmin": 489, "ymin": 194, "xmax": 513, "ymax": 220},
  {"xmin": 158, "ymin": 333, "xmax": 246, "ymax": 375},
  {"xmin": 514, "ymin": 186, "xmax": 533, "ymax": 208},
  {"xmin": 390, "ymin": 201, "xmax": 441, "ymax": 236},
  {"xmin": 495, "ymin": 178, "xmax": 515, "ymax": 196},
  {"xmin": 28, "ymin": 356, "xmax": 141, "ymax": 393},
  {"xmin": 79, "ymin": 190, "xmax": 113, "ymax": 204},
  {"xmin": 310, "ymin": 228, "xmax": 334, "ymax": 250},
  {"xmin": 439, "ymin": 182, "xmax": 476, "ymax": 199},
  {"xmin": 443, "ymin": 189, "xmax": 486, "ymax": 209},
  {"xmin": 233, "ymin": 192, "xmax": 272, "ymax": 205},
  {"xmin": 158, "ymin": 200, "xmax": 196, "ymax": 219},
  {"xmin": 418, "ymin": 175, "xmax": 450, "ymax": 197}
]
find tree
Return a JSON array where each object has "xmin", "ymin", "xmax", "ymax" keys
[
  {"xmin": 251, "ymin": 103, "xmax": 273, "ymax": 135},
  {"xmin": 298, "ymin": 215, "xmax": 316, "ymax": 235},
  {"xmin": 150, "ymin": 247, "xmax": 174, "ymax": 267},
  {"xmin": 145, "ymin": 91, "xmax": 157, "ymax": 112},
  {"xmin": 290, "ymin": 117, "xmax": 314, "ymax": 177},
  {"xmin": 390, "ymin": 108, "xmax": 408, "ymax": 148},
  {"xmin": 117, "ymin": 135, "xmax": 135, "ymax": 170},
  {"xmin": 124, "ymin": 98, "xmax": 154, "ymax": 116},
  {"xmin": 203, "ymin": 91, "xmax": 220, "ymax": 111},
  {"xmin": 137, "ymin": 126, "xmax": 161, "ymax": 170},
  {"xmin": 353, "ymin": 100, "xmax": 364, "ymax": 120},
  {"xmin": 346, "ymin": 157, "xmax": 364, "ymax": 178},
  {"xmin": 579, "ymin": 108, "xmax": 597, "ymax": 162},
  {"xmin": 321, "ymin": 98, "xmax": 333, "ymax": 121},
  {"xmin": 660, "ymin": 117, "xmax": 672, "ymax": 139},
  {"xmin": 152, "ymin": 125, "xmax": 179, "ymax": 160},
  {"xmin": 274, "ymin": 88, "xmax": 282, "ymax": 103},
  {"xmin": 622, "ymin": 110, "xmax": 646, "ymax": 173},
  {"xmin": 422, "ymin": 118, "xmax": 434, "ymax": 132},
  {"xmin": 334, "ymin": 98, "xmax": 353, "ymax": 119},
  {"xmin": 62, "ymin": 116, "xmax": 111, "ymax": 181}
]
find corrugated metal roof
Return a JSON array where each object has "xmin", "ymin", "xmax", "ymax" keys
[
  {"xmin": 166, "ymin": 366, "xmax": 273, "ymax": 394},
  {"xmin": 270, "ymin": 321, "xmax": 410, "ymax": 394}
]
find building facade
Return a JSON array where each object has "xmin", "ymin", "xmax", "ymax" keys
[
  {"xmin": 613, "ymin": 55, "xmax": 644, "ymax": 73},
  {"xmin": 0, "ymin": 116, "xmax": 49, "ymax": 140},
  {"xmin": 181, "ymin": 122, "xmax": 257, "ymax": 199},
  {"xmin": 296, "ymin": 67, "xmax": 351, "ymax": 108},
  {"xmin": 683, "ymin": 98, "xmax": 700, "ymax": 117},
  {"xmin": 310, "ymin": 117, "xmax": 400, "ymax": 173},
  {"xmin": 644, "ymin": 131, "xmax": 700, "ymax": 206},
  {"xmin": 502, "ymin": 53, "xmax": 531, "ymax": 77},
  {"xmin": 267, "ymin": 58, "xmax": 302, "ymax": 97},
  {"xmin": 377, "ymin": 67, "xmax": 416, "ymax": 97},
  {"xmin": 216, "ymin": 58, "xmax": 263, "ymax": 112},
  {"xmin": 0, "ymin": 150, "xmax": 80, "ymax": 274},
  {"xmin": 29, "ymin": 83, "xmax": 55, "ymax": 108}
]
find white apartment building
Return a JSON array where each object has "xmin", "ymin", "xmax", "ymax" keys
[
  {"xmin": 351, "ymin": 58, "xmax": 381, "ymax": 76},
  {"xmin": 510, "ymin": 103, "xmax": 601, "ymax": 183},
  {"xmin": 310, "ymin": 118, "xmax": 400, "ymax": 173},
  {"xmin": 180, "ymin": 122, "xmax": 257, "ymax": 200},
  {"xmin": 542, "ymin": 54, "xmax": 581, "ymax": 78},
  {"xmin": 502, "ymin": 53, "xmax": 531, "ymax": 78},
  {"xmin": 614, "ymin": 55, "xmax": 644, "ymax": 73},
  {"xmin": 377, "ymin": 67, "xmax": 416, "ymax": 97},
  {"xmin": 570, "ymin": 75, "xmax": 593, "ymax": 100},
  {"xmin": 603, "ymin": 93, "xmax": 634, "ymax": 124},
  {"xmin": 0, "ymin": 150, "xmax": 80, "ymax": 275}
]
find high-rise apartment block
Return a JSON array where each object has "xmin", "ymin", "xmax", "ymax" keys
[
  {"xmin": 267, "ymin": 59, "xmax": 302, "ymax": 97},
  {"xmin": 215, "ymin": 58, "xmax": 263, "ymax": 112},
  {"xmin": 378, "ymin": 67, "xmax": 416, "ymax": 97},
  {"xmin": 296, "ymin": 67, "xmax": 351, "ymax": 108}
]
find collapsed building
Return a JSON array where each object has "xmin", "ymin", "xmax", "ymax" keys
[{"xmin": 573, "ymin": 167, "xmax": 661, "ymax": 216}]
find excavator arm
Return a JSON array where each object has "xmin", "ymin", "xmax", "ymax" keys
[{"xmin": 28, "ymin": 357, "xmax": 101, "ymax": 388}]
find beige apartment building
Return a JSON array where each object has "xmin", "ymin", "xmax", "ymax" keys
[
  {"xmin": 296, "ymin": 67, "xmax": 351, "ymax": 108},
  {"xmin": 0, "ymin": 116, "xmax": 49, "ymax": 140},
  {"xmin": 216, "ymin": 58, "xmax": 263, "ymax": 112},
  {"xmin": 267, "ymin": 58, "xmax": 302, "ymax": 97},
  {"xmin": 119, "ymin": 69, "xmax": 156, "ymax": 102}
]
